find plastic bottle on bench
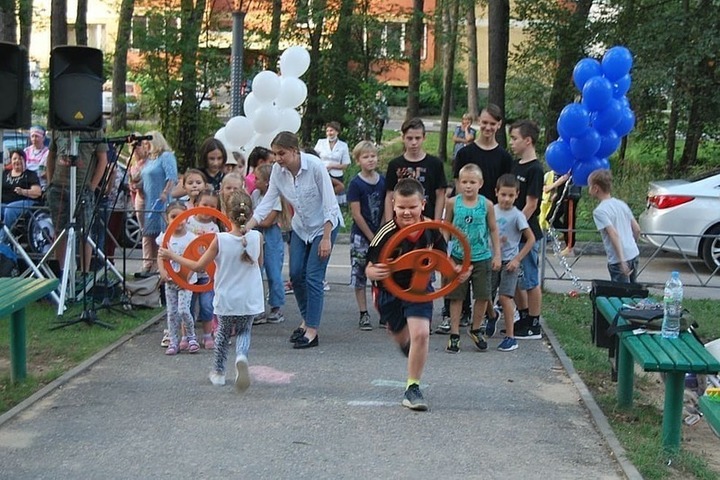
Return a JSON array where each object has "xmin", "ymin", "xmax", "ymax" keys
[{"xmin": 661, "ymin": 271, "xmax": 683, "ymax": 339}]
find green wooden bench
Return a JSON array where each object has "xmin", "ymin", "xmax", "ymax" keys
[
  {"xmin": 595, "ymin": 295, "xmax": 720, "ymax": 452},
  {"xmin": 698, "ymin": 394, "xmax": 720, "ymax": 438},
  {"xmin": 0, "ymin": 277, "xmax": 59, "ymax": 383}
]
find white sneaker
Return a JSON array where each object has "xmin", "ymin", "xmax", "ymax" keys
[
  {"xmin": 323, "ymin": 281, "xmax": 330, "ymax": 292},
  {"xmin": 209, "ymin": 371, "xmax": 226, "ymax": 386},
  {"xmin": 235, "ymin": 355, "xmax": 250, "ymax": 392}
]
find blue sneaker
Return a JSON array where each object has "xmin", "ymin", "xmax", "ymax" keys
[
  {"xmin": 485, "ymin": 315, "xmax": 497, "ymax": 338},
  {"xmin": 498, "ymin": 336, "xmax": 518, "ymax": 352}
]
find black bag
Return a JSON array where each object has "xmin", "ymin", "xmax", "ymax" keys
[
  {"xmin": 590, "ymin": 279, "xmax": 648, "ymax": 349},
  {"xmin": 608, "ymin": 303, "xmax": 691, "ymax": 334}
]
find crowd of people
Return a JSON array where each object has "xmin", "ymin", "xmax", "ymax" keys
[{"xmin": 1, "ymin": 107, "xmax": 640, "ymax": 413}]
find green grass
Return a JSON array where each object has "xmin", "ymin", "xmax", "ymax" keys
[
  {"xmin": 544, "ymin": 292, "xmax": 720, "ymax": 479},
  {"xmin": 0, "ymin": 301, "xmax": 160, "ymax": 414}
]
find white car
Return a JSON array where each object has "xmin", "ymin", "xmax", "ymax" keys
[{"xmin": 639, "ymin": 171, "xmax": 720, "ymax": 272}]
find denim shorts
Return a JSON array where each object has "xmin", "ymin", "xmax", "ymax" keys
[
  {"xmin": 375, "ymin": 288, "xmax": 433, "ymax": 333},
  {"xmin": 518, "ymin": 240, "xmax": 541, "ymax": 290},
  {"xmin": 608, "ymin": 257, "xmax": 638, "ymax": 284}
]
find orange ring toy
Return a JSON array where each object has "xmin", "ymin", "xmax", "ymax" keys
[
  {"xmin": 162, "ymin": 207, "xmax": 232, "ymax": 292},
  {"xmin": 378, "ymin": 220, "xmax": 471, "ymax": 303}
]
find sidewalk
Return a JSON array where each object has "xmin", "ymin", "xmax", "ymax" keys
[{"xmin": 0, "ymin": 270, "xmax": 630, "ymax": 479}]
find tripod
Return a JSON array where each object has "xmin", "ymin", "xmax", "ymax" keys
[
  {"xmin": 92, "ymin": 138, "xmax": 138, "ymax": 317},
  {"xmin": 47, "ymin": 131, "xmax": 114, "ymax": 329}
]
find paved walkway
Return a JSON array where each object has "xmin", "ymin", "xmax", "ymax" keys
[{"xmin": 0, "ymin": 264, "xmax": 634, "ymax": 479}]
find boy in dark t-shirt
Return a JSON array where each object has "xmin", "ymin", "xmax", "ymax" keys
[
  {"xmin": 383, "ymin": 118, "xmax": 447, "ymax": 222},
  {"xmin": 508, "ymin": 120, "xmax": 545, "ymax": 340},
  {"xmin": 367, "ymin": 178, "xmax": 464, "ymax": 412}
]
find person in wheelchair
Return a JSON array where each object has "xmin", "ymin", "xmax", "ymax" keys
[{"xmin": 1, "ymin": 150, "xmax": 42, "ymax": 245}]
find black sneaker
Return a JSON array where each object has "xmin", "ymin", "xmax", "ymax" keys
[
  {"xmin": 378, "ymin": 319, "xmax": 387, "ymax": 329},
  {"xmin": 515, "ymin": 325, "xmax": 542, "ymax": 340},
  {"xmin": 468, "ymin": 328, "xmax": 488, "ymax": 351},
  {"xmin": 399, "ymin": 341, "xmax": 410, "ymax": 357},
  {"xmin": 402, "ymin": 383, "xmax": 428, "ymax": 411},
  {"xmin": 459, "ymin": 312, "xmax": 471, "ymax": 327},
  {"xmin": 446, "ymin": 334, "xmax": 460, "ymax": 353},
  {"xmin": 359, "ymin": 312, "xmax": 372, "ymax": 331}
]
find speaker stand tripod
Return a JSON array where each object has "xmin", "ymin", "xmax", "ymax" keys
[{"xmin": 44, "ymin": 132, "xmax": 114, "ymax": 329}]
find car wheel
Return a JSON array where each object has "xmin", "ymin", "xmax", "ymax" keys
[
  {"xmin": 701, "ymin": 224, "xmax": 720, "ymax": 273},
  {"xmin": 122, "ymin": 210, "xmax": 142, "ymax": 248}
]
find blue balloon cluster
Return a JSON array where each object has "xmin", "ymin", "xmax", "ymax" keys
[{"xmin": 545, "ymin": 46, "xmax": 636, "ymax": 186}]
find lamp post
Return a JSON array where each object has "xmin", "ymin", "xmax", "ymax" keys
[{"xmin": 230, "ymin": 8, "xmax": 246, "ymax": 117}]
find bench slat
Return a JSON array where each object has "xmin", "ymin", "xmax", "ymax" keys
[
  {"xmin": 682, "ymin": 336, "xmax": 720, "ymax": 373},
  {"xmin": 654, "ymin": 335, "xmax": 693, "ymax": 370},
  {"xmin": 622, "ymin": 334, "xmax": 660, "ymax": 369},
  {"xmin": 0, "ymin": 278, "xmax": 58, "ymax": 319}
]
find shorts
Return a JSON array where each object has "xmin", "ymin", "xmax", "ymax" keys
[
  {"xmin": 47, "ymin": 184, "xmax": 95, "ymax": 234},
  {"xmin": 192, "ymin": 276, "xmax": 215, "ymax": 322},
  {"xmin": 518, "ymin": 240, "xmax": 541, "ymax": 290},
  {"xmin": 374, "ymin": 287, "xmax": 433, "ymax": 334},
  {"xmin": 349, "ymin": 232, "xmax": 370, "ymax": 288},
  {"xmin": 492, "ymin": 261, "xmax": 520, "ymax": 298},
  {"xmin": 445, "ymin": 258, "xmax": 491, "ymax": 301}
]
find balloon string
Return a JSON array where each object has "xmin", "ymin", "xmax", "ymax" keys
[{"xmin": 546, "ymin": 170, "xmax": 590, "ymax": 293}]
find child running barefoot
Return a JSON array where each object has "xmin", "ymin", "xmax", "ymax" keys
[
  {"xmin": 187, "ymin": 189, "xmax": 222, "ymax": 349},
  {"xmin": 160, "ymin": 191, "xmax": 264, "ymax": 391},
  {"xmin": 157, "ymin": 202, "xmax": 198, "ymax": 355}
]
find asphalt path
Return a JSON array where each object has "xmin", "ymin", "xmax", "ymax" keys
[{"xmin": 0, "ymin": 243, "xmax": 640, "ymax": 479}]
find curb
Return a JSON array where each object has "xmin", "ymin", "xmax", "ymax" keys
[
  {"xmin": 541, "ymin": 318, "xmax": 643, "ymax": 480},
  {"xmin": 0, "ymin": 310, "xmax": 165, "ymax": 429}
]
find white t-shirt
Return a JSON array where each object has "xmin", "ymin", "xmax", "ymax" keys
[
  {"xmin": 212, "ymin": 231, "xmax": 264, "ymax": 316},
  {"xmin": 593, "ymin": 197, "xmax": 640, "ymax": 265},
  {"xmin": 156, "ymin": 230, "xmax": 198, "ymax": 285}
]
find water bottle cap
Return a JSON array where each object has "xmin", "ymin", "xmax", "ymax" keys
[{"xmin": 671, "ymin": 271, "xmax": 679, "ymax": 277}]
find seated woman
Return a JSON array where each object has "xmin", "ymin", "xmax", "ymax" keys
[{"xmin": 1, "ymin": 150, "xmax": 43, "ymax": 244}]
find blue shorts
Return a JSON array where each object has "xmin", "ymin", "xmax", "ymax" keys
[
  {"xmin": 518, "ymin": 240, "xmax": 541, "ymax": 290},
  {"xmin": 192, "ymin": 276, "xmax": 214, "ymax": 322},
  {"xmin": 375, "ymin": 288, "xmax": 433, "ymax": 333}
]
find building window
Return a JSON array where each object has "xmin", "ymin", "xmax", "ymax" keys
[
  {"xmin": 131, "ymin": 13, "xmax": 181, "ymax": 50},
  {"xmin": 67, "ymin": 24, "xmax": 107, "ymax": 50},
  {"xmin": 365, "ymin": 21, "xmax": 426, "ymax": 60}
]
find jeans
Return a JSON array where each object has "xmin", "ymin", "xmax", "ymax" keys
[
  {"xmin": 261, "ymin": 224, "xmax": 285, "ymax": 309},
  {"xmin": 608, "ymin": 257, "xmax": 638, "ymax": 283},
  {"xmin": 191, "ymin": 276, "xmax": 215, "ymax": 322},
  {"xmin": 288, "ymin": 226, "xmax": 339, "ymax": 329},
  {"xmin": 0, "ymin": 200, "xmax": 37, "ymax": 243}
]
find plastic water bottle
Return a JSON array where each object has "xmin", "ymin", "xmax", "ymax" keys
[{"xmin": 661, "ymin": 271, "xmax": 683, "ymax": 339}]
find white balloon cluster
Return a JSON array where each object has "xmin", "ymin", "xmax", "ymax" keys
[{"xmin": 215, "ymin": 46, "xmax": 311, "ymax": 158}]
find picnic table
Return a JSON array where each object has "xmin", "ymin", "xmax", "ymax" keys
[
  {"xmin": 0, "ymin": 277, "xmax": 59, "ymax": 383},
  {"xmin": 595, "ymin": 295, "xmax": 720, "ymax": 452}
]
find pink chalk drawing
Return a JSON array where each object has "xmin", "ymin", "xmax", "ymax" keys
[{"xmin": 249, "ymin": 365, "xmax": 295, "ymax": 384}]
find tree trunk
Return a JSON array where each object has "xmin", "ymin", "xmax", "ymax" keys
[
  {"xmin": 0, "ymin": 0, "xmax": 18, "ymax": 43},
  {"xmin": 439, "ymin": 0, "xmax": 460, "ymax": 162},
  {"xmin": 176, "ymin": 0, "xmax": 207, "ymax": 168},
  {"xmin": 406, "ymin": 0, "xmax": 424, "ymax": 120},
  {"xmin": 75, "ymin": 0, "xmax": 87, "ymax": 45},
  {"xmin": 487, "ymin": 0, "xmax": 509, "ymax": 147},
  {"xmin": 678, "ymin": 95, "xmax": 703, "ymax": 172},
  {"xmin": 300, "ymin": 0, "xmax": 327, "ymax": 141},
  {"xmin": 51, "ymin": 0, "xmax": 67, "ymax": 48},
  {"xmin": 267, "ymin": 0, "xmax": 282, "ymax": 70},
  {"xmin": 665, "ymin": 97, "xmax": 679, "ymax": 176},
  {"xmin": 18, "ymin": 0, "xmax": 31, "ymax": 49},
  {"xmin": 544, "ymin": 0, "xmax": 593, "ymax": 144},
  {"xmin": 465, "ymin": 2, "xmax": 478, "ymax": 119},
  {"xmin": 327, "ymin": 0, "xmax": 356, "ymax": 122},
  {"xmin": 111, "ymin": 0, "xmax": 135, "ymax": 131}
]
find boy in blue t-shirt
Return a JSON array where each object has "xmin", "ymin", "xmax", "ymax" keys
[
  {"xmin": 490, "ymin": 174, "xmax": 536, "ymax": 352},
  {"xmin": 347, "ymin": 141, "xmax": 386, "ymax": 330}
]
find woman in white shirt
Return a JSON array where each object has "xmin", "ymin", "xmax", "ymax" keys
[
  {"xmin": 314, "ymin": 121, "xmax": 351, "ymax": 205},
  {"xmin": 245, "ymin": 132, "xmax": 343, "ymax": 349}
]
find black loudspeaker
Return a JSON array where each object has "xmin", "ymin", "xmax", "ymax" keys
[
  {"xmin": 49, "ymin": 46, "xmax": 104, "ymax": 131},
  {"xmin": 0, "ymin": 42, "xmax": 30, "ymax": 129}
]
